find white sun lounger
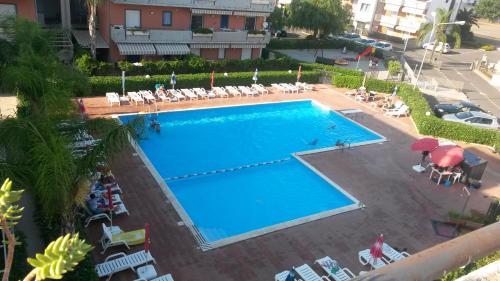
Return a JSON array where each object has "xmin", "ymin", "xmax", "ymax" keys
[
  {"xmin": 252, "ymin": 84, "xmax": 269, "ymax": 94},
  {"xmin": 294, "ymin": 264, "xmax": 331, "ymax": 281},
  {"xmin": 382, "ymin": 101, "xmax": 404, "ymax": 112},
  {"xmin": 358, "ymin": 249, "xmax": 390, "ymax": 269},
  {"xmin": 315, "ymin": 256, "xmax": 356, "ymax": 281},
  {"xmin": 382, "ymin": 243, "xmax": 410, "ymax": 262},
  {"xmin": 181, "ymin": 89, "xmax": 198, "ymax": 100},
  {"xmin": 212, "ymin": 87, "xmax": 229, "ymax": 98},
  {"xmin": 275, "ymin": 270, "xmax": 297, "ymax": 281},
  {"xmin": 384, "ymin": 104, "xmax": 409, "ymax": 117},
  {"xmin": 193, "ymin": 88, "xmax": 209, "ymax": 99},
  {"xmin": 106, "ymin": 92, "xmax": 120, "ymax": 106},
  {"xmin": 281, "ymin": 83, "xmax": 299, "ymax": 93},
  {"xmin": 83, "ymin": 201, "xmax": 129, "ymax": 227},
  {"xmin": 168, "ymin": 89, "xmax": 185, "ymax": 101},
  {"xmin": 155, "ymin": 90, "xmax": 171, "ymax": 103},
  {"xmin": 238, "ymin": 86, "xmax": 259, "ymax": 96},
  {"xmin": 139, "ymin": 90, "xmax": 156, "ymax": 103},
  {"xmin": 95, "ymin": 250, "xmax": 156, "ymax": 281},
  {"xmin": 296, "ymin": 82, "xmax": 314, "ymax": 91},
  {"xmin": 225, "ymin": 86, "xmax": 242, "ymax": 97},
  {"xmin": 128, "ymin": 92, "xmax": 145, "ymax": 105},
  {"xmin": 271, "ymin": 83, "xmax": 289, "ymax": 93},
  {"xmin": 134, "ymin": 274, "xmax": 174, "ymax": 281}
]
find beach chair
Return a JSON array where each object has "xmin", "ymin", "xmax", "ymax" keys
[
  {"xmin": 139, "ymin": 90, "xmax": 156, "ymax": 104},
  {"xmin": 384, "ymin": 104, "xmax": 409, "ymax": 117},
  {"xmin": 294, "ymin": 264, "xmax": 331, "ymax": 281},
  {"xmin": 238, "ymin": 86, "xmax": 259, "ymax": 96},
  {"xmin": 106, "ymin": 92, "xmax": 120, "ymax": 106},
  {"xmin": 156, "ymin": 90, "xmax": 171, "ymax": 103},
  {"xmin": 206, "ymin": 90, "xmax": 216, "ymax": 99},
  {"xmin": 128, "ymin": 92, "xmax": 145, "ymax": 105},
  {"xmin": 168, "ymin": 89, "xmax": 185, "ymax": 101},
  {"xmin": 100, "ymin": 223, "xmax": 145, "ymax": 254},
  {"xmin": 225, "ymin": 86, "xmax": 242, "ymax": 97},
  {"xmin": 134, "ymin": 274, "xmax": 174, "ymax": 281},
  {"xmin": 275, "ymin": 270, "xmax": 297, "ymax": 281},
  {"xmin": 344, "ymin": 89, "xmax": 357, "ymax": 96},
  {"xmin": 180, "ymin": 89, "xmax": 198, "ymax": 100},
  {"xmin": 212, "ymin": 87, "xmax": 229, "ymax": 98},
  {"xmin": 272, "ymin": 83, "xmax": 289, "ymax": 93},
  {"xmin": 296, "ymin": 82, "xmax": 314, "ymax": 91},
  {"xmin": 95, "ymin": 250, "xmax": 156, "ymax": 281},
  {"xmin": 315, "ymin": 256, "xmax": 356, "ymax": 281},
  {"xmin": 280, "ymin": 83, "xmax": 299, "ymax": 94},
  {"xmin": 252, "ymin": 84, "xmax": 269, "ymax": 95},
  {"xmin": 193, "ymin": 88, "xmax": 209, "ymax": 99},
  {"xmin": 358, "ymin": 249, "xmax": 390, "ymax": 269},
  {"xmin": 382, "ymin": 243, "xmax": 410, "ymax": 262},
  {"xmin": 382, "ymin": 101, "xmax": 404, "ymax": 112}
]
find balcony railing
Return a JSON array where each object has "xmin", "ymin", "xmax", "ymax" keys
[
  {"xmin": 111, "ymin": 26, "xmax": 271, "ymax": 45},
  {"xmin": 396, "ymin": 18, "xmax": 422, "ymax": 33},
  {"xmin": 384, "ymin": 0, "xmax": 403, "ymax": 5},
  {"xmin": 379, "ymin": 15, "xmax": 398, "ymax": 28},
  {"xmin": 111, "ymin": 0, "xmax": 274, "ymax": 12},
  {"xmin": 402, "ymin": 0, "xmax": 427, "ymax": 15}
]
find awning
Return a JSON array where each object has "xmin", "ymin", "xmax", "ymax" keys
[
  {"xmin": 155, "ymin": 44, "xmax": 190, "ymax": 55},
  {"xmin": 233, "ymin": 11, "xmax": 270, "ymax": 17},
  {"xmin": 72, "ymin": 30, "xmax": 109, "ymax": 49},
  {"xmin": 117, "ymin": 43, "xmax": 156, "ymax": 55},
  {"xmin": 231, "ymin": 44, "xmax": 266, "ymax": 49},
  {"xmin": 192, "ymin": 9, "xmax": 232, "ymax": 15},
  {"xmin": 189, "ymin": 43, "xmax": 230, "ymax": 49}
]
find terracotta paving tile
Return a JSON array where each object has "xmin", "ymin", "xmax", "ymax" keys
[{"xmin": 84, "ymin": 85, "xmax": 500, "ymax": 281}]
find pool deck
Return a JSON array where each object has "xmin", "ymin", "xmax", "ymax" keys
[{"xmin": 84, "ymin": 84, "xmax": 500, "ymax": 281}]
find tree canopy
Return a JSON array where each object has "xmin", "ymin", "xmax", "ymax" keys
[
  {"xmin": 474, "ymin": 0, "xmax": 500, "ymax": 22},
  {"xmin": 456, "ymin": 8, "xmax": 479, "ymax": 41},
  {"xmin": 288, "ymin": 0, "xmax": 349, "ymax": 38}
]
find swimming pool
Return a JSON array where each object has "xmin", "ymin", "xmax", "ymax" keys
[{"xmin": 120, "ymin": 100, "xmax": 385, "ymax": 248}]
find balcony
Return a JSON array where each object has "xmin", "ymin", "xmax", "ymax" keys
[
  {"xmin": 379, "ymin": 15, "xmax": 398, "ymax": 28},
  {"xmin": 396, "ymin": 17, "xmax": 422, "ymax": 33},
  {"xmin": 111, "ymin": 0, "xmax": 274, "ymax": 12},
  {"xmin": 402, "ymin": 0, "xmax": 427, "ymax": 15},
  {"xmin": 384, "ymin": 0, "xmax": 403, "ymax": 5}
]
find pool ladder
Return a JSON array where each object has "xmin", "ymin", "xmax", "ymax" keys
[{"xmin": 165, "ymin": 157, "xmax": 292, "ymax": 181}]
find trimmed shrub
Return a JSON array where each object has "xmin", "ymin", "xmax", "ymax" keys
[
  {"xmin": 89, "ymin": 70, "xmax": 321, "ymax": 96},
  {"xmin": 267, "ymin": 38, "xmax": 385, "ymax": 59},
  {"xmin": 439, "ymin": 251, "xmax": 500, "ymax": 281},
  {"xmin": 332, "ymin": 75, "xmax": 500, "ymax": 148}
]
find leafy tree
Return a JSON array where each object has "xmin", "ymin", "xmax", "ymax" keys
[
  {"xmin": 388, "ymin": 60, "xmax": 402, "ymax": 77},
  {"xmin": 456, "ymin": 8, "xmax": 479, "ymax": 41},
  {"xmin": 268, "ymin": 7, "xmax": 287, "ymax": 31},
  {"xmin": 475, "ymin": 0, "xmax": 500, "ymax": 22},
  {"xmin": 288, "ymin": 0, "xmax": 349, "ymax": 38},
  {"xmin": 87, "ymin": 0, "xmax": 103, "ymax": 59},
  {"xmin": 417, "ymin": 8, "xmax": 462, "ymax": 61}
]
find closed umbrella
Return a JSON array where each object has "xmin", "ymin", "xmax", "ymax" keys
[
  {"xmin": 106, "ymin": 185, "xmax": 113, "ymax": 227},
  {"xmin": 144, "ymin": 223, "xmax": 150, "ymax": 253},
  {"xmin": 297, "ymin": 65, "xmax": 302, "ymax": 82},
  {"xmin": 170, "ymin": 72, "xmax": 176, "ymax": 89},
  {"xmin": 430, "ymin": 145, "xmax": 464, "ymax": 167},
  {"xmin": 252, "ymin": 68, "xmax": 258, "ymax": 84},
  {"xmin": 369, "ymin": 234, "xmax": 384, "ymax": 270},
  {"xmin": 210, "ymin": 70, "xmax": 215, "ymax": 89}
]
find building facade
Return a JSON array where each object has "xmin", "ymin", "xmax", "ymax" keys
[
  {"xmin": 0, "ymin": 0, "xmax": 37, "ymax": 21},
  {"xmin": 351, "ymin": 0, "xmax": 461, "ymax": 40}
]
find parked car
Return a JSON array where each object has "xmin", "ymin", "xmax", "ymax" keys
[
  {"xmin": 340, "ymin": 33, "xmax": 361, "ymax": 40},
  {"xmin": 442, "ymin": 111, "xmax": 499, "ymax": 129},
  {"xmin": 422, "ymin": 42, "xmax": 451, "ymax": 53},
  {"xmin": 373, "ymin": 41, "xmax": 393, "ymax": 51},
  {"xmin": 358, "ymin": 38, "xmax": 377, "ymax": 46},
  {"xmin": 433, "ymin": 101, "xmax": 486, "ymax": 117},
  {"xmin": 272, "ymin": 30, "xmax": 287, "ymax": 37}
]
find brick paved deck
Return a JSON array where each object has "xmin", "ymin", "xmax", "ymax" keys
[{"xmin": 85, "ymin": 85, "xmax": 500, "ymax": 281}]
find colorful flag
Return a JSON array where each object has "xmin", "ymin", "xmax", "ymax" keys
[{"xmin": 355, "ymin": 46, "xmax": 373, "ymax": 60}]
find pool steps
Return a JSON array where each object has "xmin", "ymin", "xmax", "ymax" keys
[{"xmin": 165, "ymin": 157, "xmax": 292, "ymax": 181}]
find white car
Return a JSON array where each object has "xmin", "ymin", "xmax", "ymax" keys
[
  {"xmin": 423, "ymin": 42, "xmax": 450, "ymax": 53},
  {"xmin": 442, "ymin": 111, "xmax": 499, "ymax": 129},
  {"xmin": 374, "ymin": 41, "xmax": 393, "ymax": 51}
]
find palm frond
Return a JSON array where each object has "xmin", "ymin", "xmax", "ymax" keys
[{"xmin": 417, "ymin": 22, "xmax": 433, "ymax": 43}]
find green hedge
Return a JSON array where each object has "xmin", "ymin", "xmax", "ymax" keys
[
  {"xmin": 440, "ymin": 251, "xmax": 500, "ymax": 280},
  {"xmin": 89, "ymin": 70, "xmax": 321, "ymax": 96},
  {"xmin": 332, "ymin": 75, "xmax": 500, "ymax": 148},
  {"xmin": 268, "ymin": 38, "xmax": 385, "ymax": 59}
]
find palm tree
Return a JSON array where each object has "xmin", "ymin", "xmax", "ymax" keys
[
  {"xmin": 417, "ymin": 8, "xmax": 462, "ymax": 61},
  {"xmin": 87, "ymin": 0, "xmax": 103, "ymax": 59},
  {"xmin": 456, "ymin": 8, "xmax": 479, "ymax": 41}
]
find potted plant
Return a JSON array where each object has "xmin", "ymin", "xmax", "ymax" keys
[
  {"xmin": 247, "ymin": 30, "xmax": 266, "ymax": 37},
  {"xmin": 192, "ymin": 28, "xmax": 214, "ymax": 37}
]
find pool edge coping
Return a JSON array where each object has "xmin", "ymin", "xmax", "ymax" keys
[{"xmin": 115, "ymin": 99, "xmax": 385, "ymax": 251}]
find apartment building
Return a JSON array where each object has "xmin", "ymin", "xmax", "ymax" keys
[
  {"xmin": 0, "ymin": 0, "xmax": 37, "ymax": 21},
  {"xmin": 352, "ymin": 0, "xmax": 460, "ymax": 40}
]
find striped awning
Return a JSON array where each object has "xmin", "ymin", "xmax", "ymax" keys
[
  {"xmin": 231, "ymin": 44, "xmax": 266, "ymax": 49},
  {"xmin": 117, "ymin": 43, "xmax": 156, "ymax": 55},
  {"xmin": 192, "ymin": 9, "xmax": 232, "ymax": 15},
  {"xmin": 233, "ymin": 11, "xmax": 270, "ymax": 17},
  {"xmin": 190, "ymin": 43, "xmax": 230, "ymax": 49},
  {"xmin": 155, "ymin": 44, "xmax": 190, "ymax": 55}
]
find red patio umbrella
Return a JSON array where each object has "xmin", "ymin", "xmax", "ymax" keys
[
  {"xmin": 369, "ymin": 234, "xmax": 384, "ymax": 269},
  {"xmin": 210, "ymin": 70, "xmax": 215, "ymax": 89},
  {"xmin": 430, "ymin": 145, "xmax": 464, "ymax": 167},
  {"xmin": 144, "ymin": 223, "xmax": 151, "ymax": 253},
  {"xmin": 410, "ymin": 137, "xmax": 439, "ymax": 152}
]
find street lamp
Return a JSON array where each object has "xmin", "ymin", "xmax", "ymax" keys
[{"xmin": 413, "ymin": 13, "xmax": 465, "ymax": 89}]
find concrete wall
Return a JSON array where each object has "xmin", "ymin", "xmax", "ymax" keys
[{"xmin": 0, "ymin": 0, "xmax": 37, "ymax": 21}]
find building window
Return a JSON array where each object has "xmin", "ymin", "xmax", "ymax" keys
[
  {"xmin": 245, "ymin": 17, "xmax": 256, "ymax": 30},
  {"xmin": 125, "ymin": 10, "xmax": 141, "ymax": 29},
  {"xmin": 220, "ymin": 15, "xmax": 229, "ymax": 29},
  {"xmin": 0, "ymin": 4, "xmax": 16, "ymax": 20},
  {"xmin": 191, "ymin": 15, "xmax": 203, "ymax": 29},
  {"xmin": 162, "ymin": 11, "xmax": 172, "ymax": 26},
  {"xmin": 359, "ymin": 3, "xmax": 370, "ymax": 12}
]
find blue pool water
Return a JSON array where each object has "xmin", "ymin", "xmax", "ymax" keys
[{"xmin": 120, "ymin": 101, "xmax": 383, "ymax": 244}]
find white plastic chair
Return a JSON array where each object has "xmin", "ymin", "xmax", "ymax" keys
[
  {"xmin": 315, "ymin": 256, "xmax": 356, "ymax": 281},
  {"xmin": 95, "ymin": 250, "xmax": 156, "ymax": 281}
]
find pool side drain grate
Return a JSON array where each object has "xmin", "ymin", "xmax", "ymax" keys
[{"xmin": 164, "ymin": 157, "xmax": 292, "ymax": 181}]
